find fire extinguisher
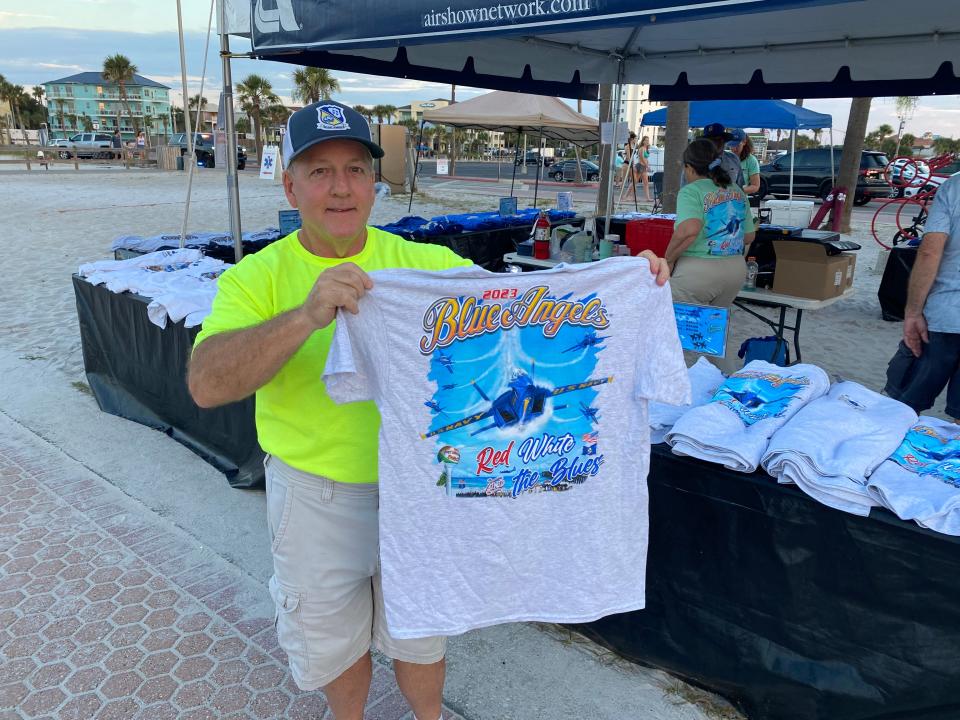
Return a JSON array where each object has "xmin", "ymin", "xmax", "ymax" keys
[{"xmin": 533, "ymin": 211, "xmax": 550, "ymax": 260}]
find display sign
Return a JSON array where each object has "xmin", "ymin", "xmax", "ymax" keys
[
  {"xmin": 557, "ymin": 191, "xmax": 573, "ymax": 211},
  {"xmin": 259, "ymin": 145, "xmax": 280, "ymax": 179},
  {"xmin": 673, "ymin": 302, "xmax": 729, "ymax": 357},
  {"xmin": 278, "ymin": 209, "xmax": 302, "ymax": 236},
  {"xmin": 499, "ymin": 196, "xmax": 518, "ymax": 216},
  {"xmin": 436, "ymin": 158, "xmax": 449, "ymax": 175},
  {"xmin": 601, "ymin": 121, "xmax": 629, "ymax": 146}
]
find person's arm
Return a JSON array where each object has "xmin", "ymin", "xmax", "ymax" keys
[
  {"xmin": 743, "ymin": 172, "xmax": 760, "ymax": 194},
  {"xmin": 664, "ymin": 219, "xmax": 702, "ymax": 266},
  {"xmin": 903, "ymin": 232, "xmax": 948, "ymax": 357},
  {"xmin": 188, "ymin": 263, "xmax": 372, "ymax": 408}
]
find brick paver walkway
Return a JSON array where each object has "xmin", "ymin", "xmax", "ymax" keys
[{"xmin": 0, "ymin": 417, "xmax": 465, "ymax": 720}]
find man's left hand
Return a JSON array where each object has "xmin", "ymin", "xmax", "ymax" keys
[{"xmin": 639, "ymin": 250, "xmax": 671, "ymax": 286}]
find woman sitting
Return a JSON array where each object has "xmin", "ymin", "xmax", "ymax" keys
[{"xmin": 665, "ymin": 138, "xmax": 755, "ymax": 369}]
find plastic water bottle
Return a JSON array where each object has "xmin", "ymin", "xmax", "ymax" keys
[{"xmin": 744, "ymin": 256, "xmax": 759, "ymax": 290}]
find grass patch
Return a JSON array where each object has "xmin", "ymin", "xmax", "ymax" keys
[{"xmin": 71, "ymin": 381, "xmax": 93, "ymax": 396}]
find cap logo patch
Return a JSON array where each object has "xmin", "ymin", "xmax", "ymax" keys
[{"xmin": 316, "ymin": 104, "xmax": 350, "ymax": 131}]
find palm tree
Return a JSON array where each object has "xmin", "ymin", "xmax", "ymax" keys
[
  {"xmin": 1, "ymin": 83, "xmax": 26, "ymax": 130},
  {"xmin": 80, "ymin": 114, "xmax": 94, "ymax": 132},
  {"xmin": 188, "ymin": 94, "xmax": 208, "ymax": 132},
  {"xmin": 661, "ymin": 99, "xmax": 691, "ymax": 213},
  {"xmin": 32, "ymin": 85, "xmax": 44, "ymax": 106},
  {"xmin": 876, "ymin": 123, "xmax": 894, "ymax": 144},
  {"xmin": 370, "ymin": 104, "xmax": 396, "ymax": 124},
  {"xmin": 837, "ymin": 98, "xmax": 873, "ymax": 233},
  {"xmin": 292, "ymin": 67, "xmax": 340, "ymax": 104},
  {"xmin": 54, "ymin": 99, "xmax": 67, "ymax": 137},
  {"xmin": 262, "ymin": 103, "xmax": 291, "ymax": 144},
  {"xmin": 102, "ymin": 54, "xmax": 139, "ymax": 137},
  {"xmin": 159, "ymin": 113, "xmax": 169, "ymax": 139},
  {"xmin": 236, "ymin": 74, "xmax": 280, "ymax": 162},
  {"xmin": 352, "ymin": 104, "xmax": 373, "ymax": 122}
]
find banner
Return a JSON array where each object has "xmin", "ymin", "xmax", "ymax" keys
[{"xmin": 259, "ymin": 145, "xmax": 280, "ymax": 180}]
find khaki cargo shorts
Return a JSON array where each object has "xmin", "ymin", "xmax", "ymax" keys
[{"xmin": 265, "ymin": 456, "xmax": 446, "ymax": 691}]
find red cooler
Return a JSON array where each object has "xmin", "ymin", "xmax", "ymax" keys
[{"xmin": 625, "ymin": 218, "xmax": 674, "ymax": 257}]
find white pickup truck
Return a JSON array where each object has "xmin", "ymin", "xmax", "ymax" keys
[{"xmin": 57, "ymin": 132, "xmax": 116, "ymax": 159}]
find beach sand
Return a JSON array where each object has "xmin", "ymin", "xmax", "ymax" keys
[{"xmin": 3, "ymin": 168, "xmax": 949, "ymax": 419}]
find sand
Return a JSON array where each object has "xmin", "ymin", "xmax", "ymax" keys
[{"xmin": 2, "ymin": 167, "xmax": 949, "ymax": 420}]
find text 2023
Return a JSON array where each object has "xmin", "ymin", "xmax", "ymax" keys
[{"xmin": 481, "ymin": 288, "xmax": 519, "ymax": 300}]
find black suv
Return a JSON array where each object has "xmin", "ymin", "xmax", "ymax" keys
[
  {"xmin": 759, "ymin": 149, "xmax": 894, "ymax": 206},
  {"xmin": 514, "ymin": 151, "xmax": 554, "ymax": 167},
  {"xmin": 550, "ymin": 160, "xmax": 600, "ymax": 181},
  {"xmin": 168, "ymin": 132, "xmax": 247, "ymax": 170}
]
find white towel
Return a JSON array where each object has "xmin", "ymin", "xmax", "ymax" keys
[
  {"xmin": 666, "ymin": 360, "xmax": 830, "ymax": 472},
  {"xmin": 867, "ymin": 417, "xmax": 960, "ymax": 535},
  {"xmin": 649, "ymin": 357, "xmax": 725, "ymax": 439},
  {"xmin": 762, "ymin": 382, "xmax": 918, "ymax": 516}
]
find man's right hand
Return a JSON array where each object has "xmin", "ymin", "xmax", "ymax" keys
[
  {"xmin": 903, "ymin": 312, "xmax": 929, "ymax": 358},
  {"xmin": 300, "ymin": 263, "xmax": 373, "ymax": 330}
]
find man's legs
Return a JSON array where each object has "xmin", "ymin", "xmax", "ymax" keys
[
  {"xmin": 885, "ymin": 332, "xmax": 960, "ymax": 416},
  {"xmin": 395, "ymin": 658, "xmax": 445, "ymax": 720},
  {"xmin": 323, "ymin": 653, "xmax": 373, "ymax": 720}
]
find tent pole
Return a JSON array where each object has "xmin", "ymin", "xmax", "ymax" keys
[
  {"xmin": 219, "ymin": 6, "xmax": 242, "ymax": 262},
  {"xmin": 175, "ymin": 0, "xmax": 192, "ymax": 248},
  {"xmin": 510, "ymin": 129, "xmax": 520, "ymax": 197},
  {"xmin": 408, "ymin": 118, "xmax": 425, "ymax": 213},
  {"xmin": 602, "ymin": 69, "xmax": 625, "ymax": 238},
  {"xmin": 829, "ymin": 129, "xmax": 835, "ymax": 187},
  {"xmin": 788, "ymin": 129, "xmax": 796, "ymax": 205},
  {"xmin": 532, "ymin": 129, "xmax": 543, "ymax": 207}
]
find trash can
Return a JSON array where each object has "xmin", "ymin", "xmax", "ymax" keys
[{"xmin": 176, "ymin": 155, "xmax": 184, "ymax": 171}]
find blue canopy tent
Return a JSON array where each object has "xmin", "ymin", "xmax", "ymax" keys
[
  {"xmin": 216, "ymin": 0, "xmax": 958, "ymax": 233},
  {"xmin": 640, "ymin": 99, "xmax": 834, "ymax": 200}
]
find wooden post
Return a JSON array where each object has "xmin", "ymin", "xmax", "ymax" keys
[
  {"xmin": 25, "ymin": 156, "xmax": 31, "ymax": 171},
  {"xmin": 74, "ymin": 156, "xmax": 80, "ymax": 171}
]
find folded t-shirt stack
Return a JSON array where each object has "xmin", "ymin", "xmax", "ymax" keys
[
  {"xmin": 79, "ymin": 248, "xmax": 229, "ymax": 328},
  {"xmin": 666, "ymin": 360, "xmax": 830, "ymax": 472},
  {"xmin": 867, "ymin": 417, "xmax": 960, "ymax": 535},
  {"xmin": 649, "ymin": 357, "xmax": 725, "ymax": 444},
  {"xmin": 761, "ymin": 381, "xmax": 918, "ymax": 516},
  {"xmin": 110, "ymin": 228, "xmax": 282, "ymax": 258},
  {"xmin": 375, "ymin": 209, "xmax": 577, "ymax": 240}
]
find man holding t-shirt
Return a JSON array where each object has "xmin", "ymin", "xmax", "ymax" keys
[{"xmin": 188, "ymin": 99, "xmax": 673, "ymax": 720}]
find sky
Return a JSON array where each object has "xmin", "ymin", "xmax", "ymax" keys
[{"xmin": 2, "ymin": 0, "xmax": 960, "ymax": 141}]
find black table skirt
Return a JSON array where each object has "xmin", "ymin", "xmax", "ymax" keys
[
  {"xmin": 578, "ymin": 445, "xmax": 960, "ymax": 720},
  {"xmin": 73, "ymin": 275, "xmax": 264, "ymax": 488}
]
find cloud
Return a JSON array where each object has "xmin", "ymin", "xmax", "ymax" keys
[{"xmin": 0, "ymin": 11, "xmax": 55, "ymax": 19}]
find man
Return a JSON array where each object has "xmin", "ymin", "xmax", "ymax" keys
[
  {"xmin": 189, "ymin": 100, "xmax": 671, "ymax": 719},
  {"xmin": 681, "ymin": 123, "xmax": 744, "ymax": 188},
  {"xmin": 885, "ymin": 173, "xmax": 960, "ymax": 421}
]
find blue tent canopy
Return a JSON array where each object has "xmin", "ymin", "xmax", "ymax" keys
[
  {"xmin": 226, "ymin": 0, "xmax": 960, "ymax": 100},
  {"xmin": 640, "ymin": 100, "xmax": 831, "ymax": 130}
]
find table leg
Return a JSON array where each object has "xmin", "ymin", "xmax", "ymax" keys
[
  {"xmin": 770, "ymin": 306, "xmax": 787, "ymax": 363},
  {"xmin": 793, "ymin": 309, "xmax": 803, "ymax": 364}
]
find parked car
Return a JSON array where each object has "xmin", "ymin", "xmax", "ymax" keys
[
  {"xmin": 758, "ymin": 149, "xmax": 894, "ymax": 205},
  {"xmin": 514, "ymin": 151, "xmax": 554, "ymax": 167},
  {"xmin": 550, "ymin": 159, "xmax": 600, "ymax": 182},
  {"xmin": 902, "ymin": 158, "xmax": 960, "ymax": 198},
  {"xmin": 56, "ymin": 132, "xmax": 115, "ymax": 159},
  {"xmin": 168, "ymin": 132, "xmax": 247, "ymax": 170}
]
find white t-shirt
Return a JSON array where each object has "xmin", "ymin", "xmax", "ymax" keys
[
  {"xmin": 324, "ymin": 258, "xmax": 690, "ymax": 638},
  {"xmin": 867, "ymin": 417, "xmax": 960, "ymax": 535}
]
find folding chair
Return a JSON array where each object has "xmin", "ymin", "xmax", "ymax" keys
[{"xmin": 651, "ymin": 172, "xmax": 664, "ymax": 213}]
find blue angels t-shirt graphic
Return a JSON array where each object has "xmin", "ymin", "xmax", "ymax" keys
[
  {"xmin": 712, "ymin": 369, "xmax": 810, "ymax": 426},
  {"xmin": 703, "ymin": 189, "xmax": 747, "ymax": 256},
  {"xmin": 890, "ymin": 424, "xmax": 960, "ymax": 488},
  {"xmin": 419, "ymin": 286, "xmax": 612, "ymax": 498}
]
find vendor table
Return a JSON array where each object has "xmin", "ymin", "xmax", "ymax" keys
[
  {"xmin": 73, "ymin": 275, "xmax": 264, "ymax": 488},
  {"xmin": 580, "ymin": 444, "xmax": 960, "ymax": 720},
  {"xmin": 734, "ymin": 287, "xmax": 854, "ymax": 365}
]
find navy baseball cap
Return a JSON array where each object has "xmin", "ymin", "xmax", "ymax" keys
[
  {"xmin": 726, "ymin": 128, "xmax": 747, "ymax": 146},
  {"xmin": 702, "ymin": 123, "xmax": 734, "ymax": 142},
  {"xmin": 282, "ymin": 100, "xmax": 384, "ymax": 167}
]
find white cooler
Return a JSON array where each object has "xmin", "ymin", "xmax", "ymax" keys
[{"xmin": 763, "ymin": 199, "xmax": 815, "ymax": 228}]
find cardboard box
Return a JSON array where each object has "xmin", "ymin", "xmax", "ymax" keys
[
  {"xmin": 841, "ymin": 252, "xmax": 857, "ymax": 288},
  {"xmin": 772, "ymin": 241, "xmax": 848, "ymax": 300}
]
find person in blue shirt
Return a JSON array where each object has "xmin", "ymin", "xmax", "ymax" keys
[{"xmin": 885, "ymin": 173, "xmax": 960, "ymax": 421}]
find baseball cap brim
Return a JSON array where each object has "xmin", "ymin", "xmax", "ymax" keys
[
  {"xmin": 705, "ymin": 130, "xmax": 735, "ymax": 142},
  {"xmin": 283, "ymin": 135, "xmax": 385, "ymax": 168}
]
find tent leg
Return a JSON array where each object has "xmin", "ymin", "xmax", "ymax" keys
[
  {"xmin": 409, "ymin": 119, "xmax": 425, "ymax": 213},
  {"xmin": 219, "ymin": 17, "xmax": 242, "ymax": 261},
  {"xmin": 510, "ymin": 129, "xmax": 520, "ymax": 197},
  {"xmin": 788, "ymin": 129, "xmax": 796, "ymax": 205},
  {"xmin": 829, "ymin": 129, "xmax": 835, "ymax": 187},
  {"xmin": 602, "ymin": 73, "xmax": 625, "ymax": 237},
  {"xmin": 532, "ymin": 129, "xmax": 543, "ymax": 207},
  {"xmin": 176, "ymin": 0, "xmax": 193, "ymax": 248}
]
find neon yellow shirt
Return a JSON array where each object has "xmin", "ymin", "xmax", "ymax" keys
[{"xmin": 193, "ymin": 228, "xmax": 471, "ymax": 483}]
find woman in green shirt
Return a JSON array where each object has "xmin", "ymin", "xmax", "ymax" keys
[
  {"xmin": 666, "ymin": 139, "xmax": 756, "ymax": 366},
  {"xmin": 728, "ymin": 130, "xmax": 761, "ymax": 195}
]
